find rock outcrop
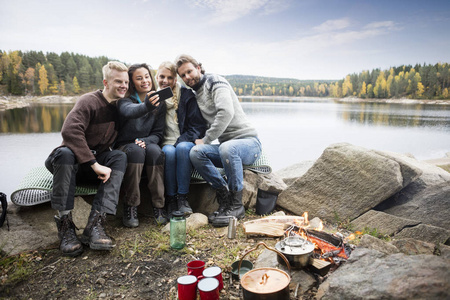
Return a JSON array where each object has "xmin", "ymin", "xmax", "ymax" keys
[{"xmin": 277, "ymin": 143, "xmax": 422, "ymax": 223}]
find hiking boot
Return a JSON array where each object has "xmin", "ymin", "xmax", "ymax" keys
[
  {"xmin": 177, "ymin": 194, "xmax": 193, "ymax": 216},
  {"xmin": 208, "ymin": 186, "xmax": 230, "ymax": 223},
  {"xmin": 153, "ymin": 207, "xmax": 169, "ymax": 225},
  {"xmin": 212, "ymin": 190, "xmax": 245, "ymax": 227},
  {"xmin": 80, "ymin": 210, "xmax": 115, "ymax": 250},
  {"xmin": 165, "ymin": 195, "xmax": 178, "ymax": 219},
  {"xmin": 123, "ymin": 204, "xmax": 139, "ymax": 228},
  {"xmin": 54, "ymin": 213, "xmax": 83, "ymax": 257}
]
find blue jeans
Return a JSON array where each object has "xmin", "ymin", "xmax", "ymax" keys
[
  {"xmin": 189, "ymin": 137, "xmax": 262, "ymax": 192},
  {"xmin": 162, "ymin": 142, "xmax": 195, "ymax": 196}
]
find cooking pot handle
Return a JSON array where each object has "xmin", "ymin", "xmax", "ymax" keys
[{"xmin": 238, "ymin": 242, "xmax": 291, "ymax": 277}]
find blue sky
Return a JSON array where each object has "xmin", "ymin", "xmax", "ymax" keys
[{"xmin": 1, "ymin": 0, "xmax": 449, "ymax": 80}]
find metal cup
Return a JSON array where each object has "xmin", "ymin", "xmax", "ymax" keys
[{"xmin": 228, "ymin": 216, "xmax": 237, "ymax": 239}]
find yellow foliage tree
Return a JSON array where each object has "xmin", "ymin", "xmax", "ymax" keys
[
  {"xmin": 416, "ymin": 82, "xmax": 425, "ymax": 98},
  {"xmin": 38, "ymin": 65, "xmax": 49, "ymax": 95},
  {"xmin": 360, "ymin": 82, "xmax": 367, "ymax": 98},
  {"xmin": 59, "ymin": 80, "xmax": 66, "ymax": 95},
  {"xmin": 442, "ymin": 88, "xmax": 449, "ymax": 98},
  {"xmin": 342, "ymin": 75, "xmax": 353, "ymax": 97},
  {"xmin": 73, "ymin": 76, "xmax": 81, "ymax": 94}
]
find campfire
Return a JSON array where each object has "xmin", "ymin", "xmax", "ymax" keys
[
  {"xmin": 243, "ymin": 212, "xmax": 354, "ymax": 275},
  {"xmin": 285, "ymin": 212, "xmax": 352, "ymax": 264}
]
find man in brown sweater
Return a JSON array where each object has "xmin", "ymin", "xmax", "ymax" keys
[{"xmin": 45, "ymin": 61, "xmax": 128, "ymax": 256}]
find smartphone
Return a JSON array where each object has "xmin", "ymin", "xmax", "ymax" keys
[{"xmin": 154, "ymin": 86, "xmax": 174, "ymax": 103}]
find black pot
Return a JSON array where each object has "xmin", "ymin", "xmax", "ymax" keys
[{"xmin": 274, "ymin": 236, "xmax": 314, "ymax": 269}]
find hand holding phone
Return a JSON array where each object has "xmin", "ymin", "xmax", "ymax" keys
[{"xmin": 154, "ymin": 86, "xmax": 174, "ymax": 103}]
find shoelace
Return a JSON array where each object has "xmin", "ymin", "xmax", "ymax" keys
[
  {"xmin": 61, "ymin": 217, "xmax": 79, "ymax": 245},
  {"xmin": 92, "ymin": 214, "xmax": 108, "ymax": 238},
  {"xmin": 126, "ymin": 206, "xmax": 138, "ymax": 219}
]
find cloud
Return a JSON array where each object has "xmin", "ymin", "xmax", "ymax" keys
[
  {"xmin": 313, "ymin": 18, "xmax": 351, "ymax": 32},
  {"xmin": 191, "ymin": 0, "xmax": 289, "ymax": 24}
]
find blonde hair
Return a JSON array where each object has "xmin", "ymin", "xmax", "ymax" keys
[
  {"xmin": 157, "ymin": 61, "xmax": 179, "ymax": 112},
  {"xmin": 102, "ymin": 61, "xmax": 128, "ymax": 81}
]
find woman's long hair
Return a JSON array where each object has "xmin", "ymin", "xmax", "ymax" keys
[{"xmin": 127, "ymin": 63, "xmax": 157, "ymax": 97}]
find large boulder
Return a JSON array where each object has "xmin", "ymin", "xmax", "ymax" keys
[
  {"xmin": 375, "ymin": 153, "xmax": 450, "ymax": 229},
  {"xmin": 317, "ymin": 247, "xmax": 450, "ymax": 300},
  {"xmin": 275, "ymin": 160, "xmax": 315, "ymax": 186},
  {"xmin": 394, "ymin": 224, "xmax": 450, "ymax": 245},
  {"xmin": 351, "ymin": 210, "xmax": 420, "ymax": 236},
  {"xmin": 381, "ymin": 181, "xmax": 450, "ymax": 230},
  {"xmin": 277, "ymin": 143, "xmax": 422, "ymax": 223}
]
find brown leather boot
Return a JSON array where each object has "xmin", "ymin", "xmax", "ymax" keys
[
  {"xmin": 54, "ymin": 213, "xmax": 83, "ymax": 257},
  {"xmin": 80, "ymin": 210, "xmax": 115, "ymax": 250}
]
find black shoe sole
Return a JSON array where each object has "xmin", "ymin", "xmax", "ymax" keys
[
  {"xmin": 80, "ymin": 235, "xmax": 116, "ymax": 250},
  {"xmin": 61, "ymin": 246, "xmax": 84, "ymax": 257}
]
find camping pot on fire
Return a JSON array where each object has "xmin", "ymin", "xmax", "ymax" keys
[
  {"xmin": 239, "ymin": 242, "xmax": 291, "ymax": 300},
  {"xmin": 274, "ymin": 236, "xmax": 315, "ymax": 269}
]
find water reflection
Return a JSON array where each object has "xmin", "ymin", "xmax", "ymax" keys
[
  {"xmin": 240, "ymin": 101, "xmax": 450, "ymax": 129},
  {"xmin": 339, "ymin": 102, "xmax": 450, "ymax": 129},
  {"xmin": 0, "ymin": 104, "xmax": 74, "ymax": 133}
]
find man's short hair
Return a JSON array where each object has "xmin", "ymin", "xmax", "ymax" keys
[
  {"xmin": 174, "ymin": 54, "xmax": 205, "ymax": 74},
  {"xmin": 103, "ymin": 61, "xmax": 128, "ymax": 80}
]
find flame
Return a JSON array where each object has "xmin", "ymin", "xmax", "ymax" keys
[
  {"xmin": 302, "ymin": 211, "xmax": 309, "ymax": 225},
  {"xmin": 317, "ymin": 220, "xmax": 324, "ymax": 231}
]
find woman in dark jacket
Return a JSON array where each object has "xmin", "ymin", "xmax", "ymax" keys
[
  {"xmin": 116, "ymin": 63, "xmax": 168, "ymax": 227},
  {"xmin": 156, "ymin": 61, "xmax": 206, "ymax": 217}
]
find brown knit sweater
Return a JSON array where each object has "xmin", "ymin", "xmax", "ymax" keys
[{"xmin": 59, "ymin": 90, "xmax": 119, "ymax": 164}]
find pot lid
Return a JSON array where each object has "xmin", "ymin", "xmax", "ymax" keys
[
  {"xmin": 241, "ymin": 268, "xmax": 290, "ymax": 293},
  {"xmin": 275, "ymin": 236, "xmax": 315, "ymax": 255}
]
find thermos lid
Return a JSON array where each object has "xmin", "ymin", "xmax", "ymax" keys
[{"xmin": 172, "ymin": 211, "xmax": 184, "ymax": 218}]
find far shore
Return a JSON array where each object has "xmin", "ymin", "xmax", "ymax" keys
[{"xmin": 1, "ymin": 94, "xmax": 450, "ymax": 111}]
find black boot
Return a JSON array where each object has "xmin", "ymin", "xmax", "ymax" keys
[
  {"xmin": 165, "ymin": 195, "xmax": 178, "ymax": 219},
  {"xmin": 208, "ymin": 186, "xmax": 230, "ymax": 223},
  {"xmin": 177, "ymin": 194, "xmax": 193, "ymax": 216},
  {"xmin": 123, "ymin": 204, "xmax": 139, "ymax": 228},
  {"xmin": 54, "ymin": 213, "xmax": 83, "ymax": 257},
  {"xmin": 212, "ymin": 190, "xmax": 245, "ymax": 227},
  {"xmin": 153, "ymin": 207, "xmax": 169, "ymax": 225},
  {"xmin": 80, "ymin": 210, "xmax": 115, "ymax": 250}
]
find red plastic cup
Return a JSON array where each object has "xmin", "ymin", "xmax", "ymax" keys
[
  {"xmin": 198, "ymin": 277, "xmax": 220, "ymax": 300},
  {"xmin": 177, "ymin": 275, "xmax": 198, "ymax": 300},
  {"xmin": 187, "ymin": 260, "xmax": 205, "ymax": 278},
  {"xmin": 202, "ymin": 266, "xmax": 224, "ymax": 291}
]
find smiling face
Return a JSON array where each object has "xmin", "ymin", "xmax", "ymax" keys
[
  {"xmin": 131, "ymin": 67, "xmax": 153, "ymax": 94},
  {"xmin": 177, "ymin": 62, "xmax": 202, "ymax": 88},
  {"xmin": 103, "ymin": 69, "xmax": 129, "ymax": 101},
  {"xmin": 157, "ymin": 67, "xmax": 176, "ymax": 90}
]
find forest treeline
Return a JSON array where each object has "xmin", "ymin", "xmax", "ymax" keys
[{"xmin": 1, "ymin": 50, "xmax": 449, "ymax": 99}]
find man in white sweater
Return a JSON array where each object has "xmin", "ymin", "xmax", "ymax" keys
[{"xmin": 175, "ymin": 54, "xmax": 262, "ymax": 227}]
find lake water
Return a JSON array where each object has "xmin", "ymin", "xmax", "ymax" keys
[{"xmin": 1, "ymin": 98, "xmax": 450, "ymax": 201}]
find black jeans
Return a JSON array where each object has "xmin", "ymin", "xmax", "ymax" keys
[{"xmin": 45, "ymin": 147, "xmax": 127, "ymax": 215}]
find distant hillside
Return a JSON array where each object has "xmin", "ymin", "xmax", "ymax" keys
[
  {"xmin": 223, "ymin": 74, "xmax": 333, "ymax": 97},
  {"xmin": 224, "ymin": 74, "xmax": 332, "ymax": 85}
]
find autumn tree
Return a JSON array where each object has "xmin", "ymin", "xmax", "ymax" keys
[
  {"xmin": 73, "ymin": 76, "xmax": 81, "ymax": 94},
  {"xmin": 38, "ymin": 64, "xmax": 49, "ymax": 95}
]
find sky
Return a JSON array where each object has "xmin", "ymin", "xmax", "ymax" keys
[{"xmin": 1, "ymin": 0, "xmax": 450, "ymax": 80}]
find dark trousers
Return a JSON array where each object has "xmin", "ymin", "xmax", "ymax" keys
[
  {"xmin": 118, "ymin": 143, "xmax": 165, "ymax": 208},
  {"xmin": 45, "ymin": 147, "xmax": 127, "ymax": 215}
]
